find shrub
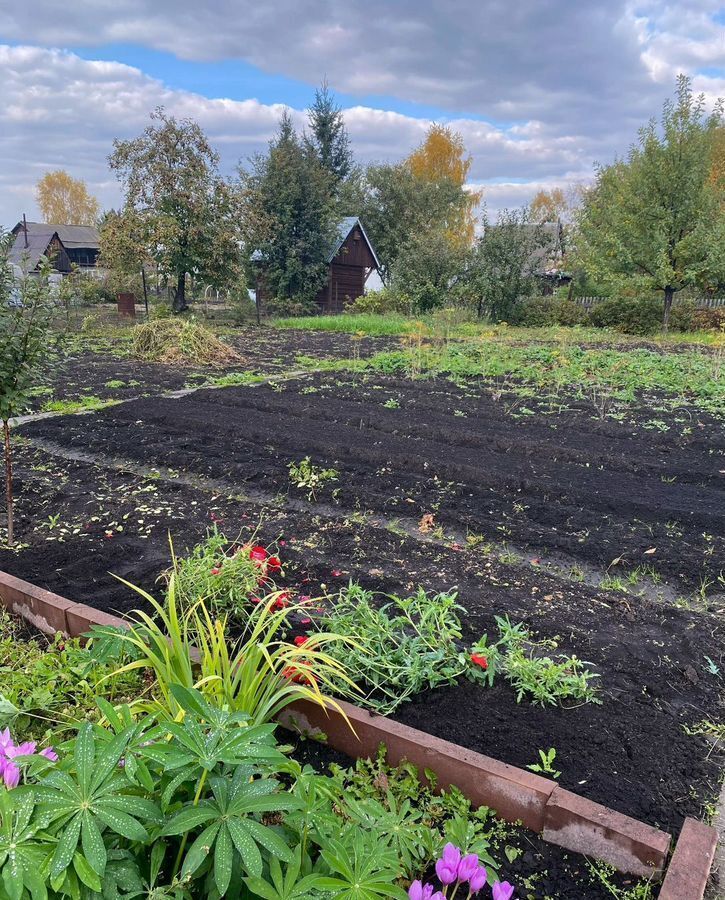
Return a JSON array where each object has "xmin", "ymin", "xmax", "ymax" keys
[
  {"xmin": 132, "ymin": 317, "xmax": 241, "ymax": 365},
  {"xmin": 347, "ymin": 286, "xmax": 414, "ymax": 315},
  {"xmin": 320, "ymin": 584, "xmax": 467, "ymax": 713},
  {"xmin": 587, "ymin": 295, "xmax": 663, "ymax": 334},
  {"xmin": 511, "ymin": 296, "xmax": 588, "ymax": 327},
  {"xmin": 265, "ymin": 296, "xmax": 318, "ymax": 317},
  {"xmin": 692, "ymin": 307, "xmax": 725, "ymax": 331},
  {"xmin": 170, "ymin": 529, "xmax": 280, "ymax": 615},
  {"xmin": 668, "ymin": 300, "xmax": 696, "ymax": 331}
]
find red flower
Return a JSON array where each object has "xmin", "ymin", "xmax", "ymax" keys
[
  {"xmin": 281, "ymin": 665, "xmax": 308, "ymax": 684},
  {"xmin": 267, "ymin": 556, "xmax": 282, "ymax": 574},
  {"xmin": 294, "ymin": 635, "xmax": 308, "ymax": 647},
  {"xmin": 331, "ymin": 569, "xmax": 343, "ymax": 577},
  {"xmin": 249, "ymin": 545, "xmax": 268, "ymax": 565},
  {"xmin": 210, "ymin": 567, "xmax": 221, "ymax": 575},
  {"xmin": 471, "ymin": 653, "xmax": 488, "ymax": 670},
  {"xmin": 250, "ymin": 596, "xmax": 261, "ymax": 605}
]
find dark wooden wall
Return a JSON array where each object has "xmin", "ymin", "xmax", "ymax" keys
[
  {"xmin": 315, "ymin": 224, "xmax": 376, "ymax": 313},
  {"xmin": 256, "ymin": 223, "xmax": 376, "ymax": 315}
]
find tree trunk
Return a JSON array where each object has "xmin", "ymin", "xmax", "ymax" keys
[
  {"xmin": 173, "ymin": 271, "xmax": 187, "ymax": 313},
  {"xmin": 3, "ymin": 420, "xmax": 13, "ymax": 546},
  {"xmin": 663, "ymin": 286, "xmax": 674, "ymax": 329}
]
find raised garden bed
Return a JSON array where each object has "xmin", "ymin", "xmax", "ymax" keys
[{"xmin": 0, "ymin": 570, "xmax": 718, "ymax": 899}]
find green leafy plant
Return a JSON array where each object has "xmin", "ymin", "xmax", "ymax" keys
[
  {"xmin": 320, "ymin": 584, "xmax": 466, "ymax": 713},
  {"xmin": 526, "ymin": 748, "xmax": 561, "ymax": 779},
  {"xmin": 169, "ymin": 528, "xmax": 273, "ymax": 615},
  {"xmin": 287, "ymin": 457, "xmax": 339, "ymax": 500},
  {"xmin": 108, "ymin": 572, "xmax": 356, "ymax": 725},
  {"xmin": 0, "ymin": 612, "xmax": 139, "ymax": 740},
  {"xmin": 468, "ymin": 616, "xmax": 600, "ymax": 707}
]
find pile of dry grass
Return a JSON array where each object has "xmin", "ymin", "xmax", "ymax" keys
[{"xmin": 132, "ymin": 319, "xmax": 242, "ymax": 367}]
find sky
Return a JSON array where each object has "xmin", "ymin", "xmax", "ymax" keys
[{"xmin": 1, "ymin": 1, "xmax": 724, "ymax": 228}]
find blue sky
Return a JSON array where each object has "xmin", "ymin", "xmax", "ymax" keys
[{"xmin": 0, "ymin": 1, "xmax": 723, "ymax": 225}]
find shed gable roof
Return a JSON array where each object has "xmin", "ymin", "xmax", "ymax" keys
[{"xmin": 328, "ymin": 216, "xmax": 380, "ymax": 269}]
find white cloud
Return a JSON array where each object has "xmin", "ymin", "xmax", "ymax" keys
[{"xmin": 0, "ymin": 44, "xmax": 603, "ymax": 226}]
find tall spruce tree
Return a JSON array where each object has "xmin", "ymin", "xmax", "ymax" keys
[
  {"xmin": 307, "ymin": 81, "xmax": 353, "ymax": 188},
  {"xmin": 240, "ymin": 111, "xmax": 336, "ymax": 304}
]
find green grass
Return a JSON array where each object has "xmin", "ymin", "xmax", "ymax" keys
[
  {"xmin": 272, "ymin": 312, "xmax": 415, "ymax": 336},
  {"xmin": 41, "ymin": 395, "xmax": 120, "ymax": 414},
  {"xmin": 296, "ymin": 341, "xmax": 724, "ymax": 413},
  {"xmin": 271, "ymin": 312, "xmax": 722, "ymax": 347}
]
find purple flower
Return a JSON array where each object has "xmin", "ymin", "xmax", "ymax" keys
[
  {"xmin": 435, "ymin": 843, "xmax": 461, "ymax": 885},
  {"xmin": 0, "ymin": 759, "xmax": 20, "ymax": 789},
  {"xmin": 7, "ymin": 741, "xmax": 36, "ymax": 758},
  {"xmin": 40, "ymin": 747, "xmax": 58, "ymax": 762},
  {"xmin": 457, "ymin": 853, "xmax": 479, "ymax": 882},
  {"xmin": 469, "ymin": 865, "xmax": 488, "ymax": 893},
  {"xmin": 492, "ymin": 881, "xmax": 515, "ymax": 900},
  {"xmin": 408, "ymin": 881, "xmax": 434, "ymax": 900},
  {"xmin": 0, "ymin": 728, "xmax": 13, "ymax": 755},
  {"xmin": 431, "ymin": 894, "xmax": 446, "ymax": 900}
]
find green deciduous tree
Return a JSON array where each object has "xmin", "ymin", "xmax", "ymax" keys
[
  {"xmin": 358, "ymin": 162, "xmax": 471, "ymax": 284},
  {"xmin": 576, "ymin": 76, "xmax": 724, "ymax": 325},
  {"xmin": 468, "ymin": 207, "xmax": 550, "ymax": 321},
  {"xmin": 390, "ymin": 227, "xmax": 472, "ymax": 312},
  {"xmin": 240, "ymin": 111, "xmax": 336, "ymax": 304},
  {"xmin": 0, "ymin": 234, "xmax": 59, "ymax": 545},
  {"xmin": 108, "ymin": 108, "xmax": 242, "ymax": 313}
]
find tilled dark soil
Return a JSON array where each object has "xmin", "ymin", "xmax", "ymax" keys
[
  {"xmin": 0, "ymin": 440, "xmax": 722, "ymax": 844},
  {"xmin": 22, "ymin": 372, "xmax": 724, "ymax": 590},
  {"xmin": 26, "ymin": 327, "xmax": 394, "ymax": 412},
  {"xmin": 3, "ymin": 366, "xmax": 724, "ymax": 897}
]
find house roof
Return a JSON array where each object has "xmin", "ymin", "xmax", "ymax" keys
[
  {"xmin": 328, "ymin": 216, "xmax": 380, "ymax": 269},
  {"xmin": 8, "ymin": 230, "xmax": 59, "ymax": 271},
  {"xmin": 9, "ymin": 221, "xmax": 100, "ymax": 272},
  {"xmin": 11, "ymin": 221, "xmax": 100, "ymax": 249},
  {"xmin": 251, "ymin": 216, "xmax": 381, "ymax": 271}
]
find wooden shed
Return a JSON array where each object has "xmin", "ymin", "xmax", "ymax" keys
[
  {"xmin": 254, "ymin": 216, "xmax": 380, "ymax": 314},
  {"xmin": 315, "ymin": 217, "xmax": 380, "ymax": 313}
]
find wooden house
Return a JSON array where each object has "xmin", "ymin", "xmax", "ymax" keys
[
  {"xmin": 9, "ymin": 221, "xmax": 101, "ymax": 275},
  {"xmin": 254, "ymin": 216, "xmax": 380, "ymax": 314}
]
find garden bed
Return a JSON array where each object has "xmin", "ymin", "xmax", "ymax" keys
[
  {"xmin": 0, "ymin": 433, "xmax": 721, "ymax": 842},
  {"xmin": 25, "ymin": 326, "xmax": 394, "ymax": 413},
  {"xmin": 0, "ymin": 578, "xmax": 715, "ymax": 899},
  {"xmin": 20, "ymin": 371, "xmax": 724, "ymax": 591}
]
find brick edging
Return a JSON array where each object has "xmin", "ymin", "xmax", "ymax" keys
[{"xmin": 0, "ymin": 568, "xmax": 717, "ymax": 897}]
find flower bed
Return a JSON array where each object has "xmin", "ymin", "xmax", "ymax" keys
[{"xmin": 0, "ymin": 568, "xmax": 720, "ymax": 898}]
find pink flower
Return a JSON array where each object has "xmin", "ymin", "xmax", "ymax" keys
[
  {"xmin": 40, "ymin": 747, "xmax": 58, "ymax": 762},
  {"xmin": 210, "ymin": 567, "xmax": 221, "ymax": 575},
  {"xmin": 7, "ymin": 741, "xmax": 36, "ymax": 758},
  {"xmin": 435, "ymin": 843, "xmax": 461, "ymax": 885},
  {"xmin": 0, "ymin": 729, "xmax": 13, "ymax": 755},
  {"xmin": 492, "ymin": 882, "xmax": 515, "ymax": 900},
  {"xmin": 469, "ymin": 866, "xmax": 488, "ymax": 893},
  {"xmin": 407, "ymin": 881, "xmax": 434, "ymax": 900},
  {"xmin": 331, "ymin": 569, "xmax": 343, "ymax": 577},
  {"xmin": 457, "ymin": 853, "xmax": 479, "ymax": 882},
  {"xmin": 0, "ymin": 759, "xmax": 20, "ymax": 789}
]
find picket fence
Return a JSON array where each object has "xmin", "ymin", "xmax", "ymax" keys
[{"xmin": 573, "ymin": 295, "xmax": 725, "ymax": 310}]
